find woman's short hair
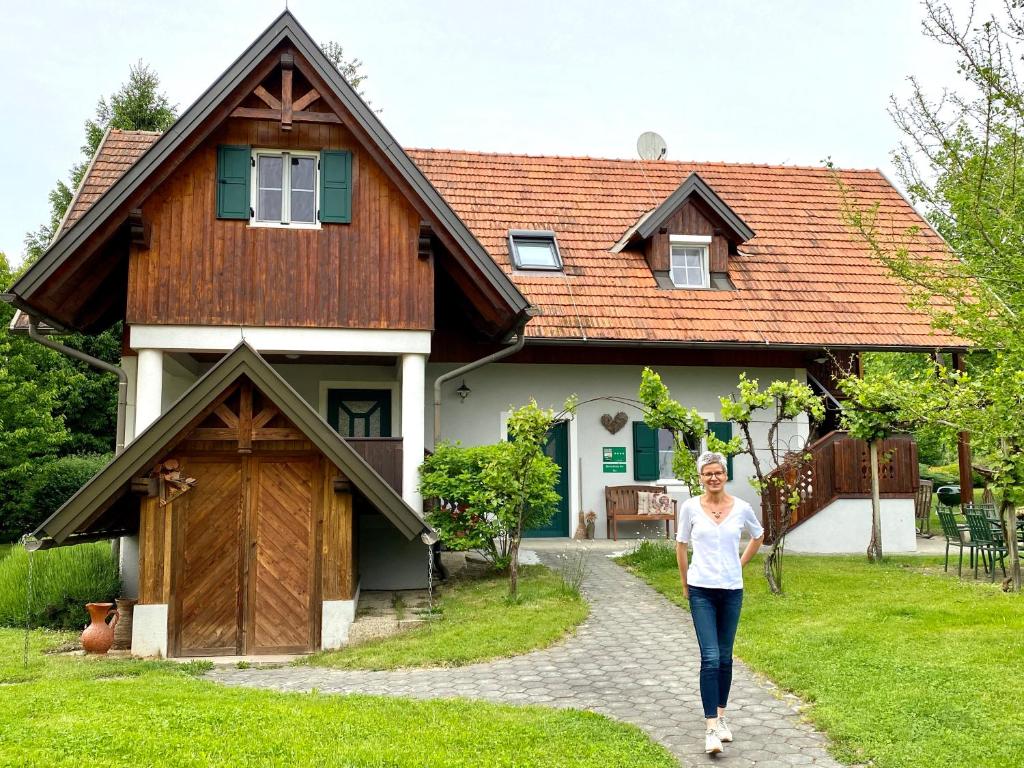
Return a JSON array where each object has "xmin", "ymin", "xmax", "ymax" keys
[{"xmin": 697, "ymin": 451, "xmax": 728, "ymax": 475}]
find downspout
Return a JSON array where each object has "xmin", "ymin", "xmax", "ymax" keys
[
  {"xmin": 433, "ymin": 317, "xmax": 529, "ymax": 444},
  {"xmin": 28, "ymin": 317, "xmax": 128, "ymax": 457}
]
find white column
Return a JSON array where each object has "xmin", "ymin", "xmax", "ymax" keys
[
  {"xmin": 135, "ymin": 348, "xmax": 164, "ymax": 434},
  {"xmin": 121, "ymin": 355, "xmax": 138, "ymax": 445},
  {"xmin": 400, "ymin": 353, "xmax": 427, "ymax": 513}
]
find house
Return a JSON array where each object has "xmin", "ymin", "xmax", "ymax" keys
[{"xmin": 7, "ymin": 12, "xmax": 964, "ymax": 656}]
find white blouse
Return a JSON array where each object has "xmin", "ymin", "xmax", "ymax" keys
[{"xmin": 676, "ymin": 496, "xmax": 764, "ymax": 590}]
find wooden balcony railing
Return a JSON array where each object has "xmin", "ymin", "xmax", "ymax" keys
[
  {"xmin": 346, "ymin": 437, "xmax": 403, "ymax": 494},
  {"xmin": 761, "ymin": 431, "xmax": 919, "ymax": 543}
]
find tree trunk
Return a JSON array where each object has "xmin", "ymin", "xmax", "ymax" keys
[
  {"xmin": 508, "ymin": 537, "xmax": 520, "ymax": 599},
  {"xmin": 764, "ymin": 536, "xmax": 784, "ymax": 595},
  {"xmin": 1000, "ymin": 499, "xmax": 1022, "ymax": 591},
  {"xmin": 763, "ymin": 496, "xmax": 784, "ymax": 595},
  {"xmin": 867, "ymin": 439, "xmax": 883, "ymax": 562}
]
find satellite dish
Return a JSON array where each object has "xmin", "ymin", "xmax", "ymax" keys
[{"xmin": 637, "ymin": 131, "xmax": 667, "ymax": 161}]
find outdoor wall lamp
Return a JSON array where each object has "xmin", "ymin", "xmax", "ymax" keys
[{"xmin": 456, "ymin": 380, "xmax": 472, "ymax": 402}]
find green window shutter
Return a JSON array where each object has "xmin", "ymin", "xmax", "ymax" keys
[
  {"xmin": 320, "ymin": 150, "xmax": 352, "ymax": 223},
  {"xmin": 633, "ymin": 422, "xmax": 660, "ymax": 481},
  {"xmin": 216, "ymin": 145, "xmax": 251, "ymax": 220},
  {"xmin": 708, "ymin": 421, "xmax": 734, "ymax": 480}
]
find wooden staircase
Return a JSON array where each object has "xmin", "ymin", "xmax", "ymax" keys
[{"xmin": 761, "ymin": 431, "xmax": 919, "ymax": 543}]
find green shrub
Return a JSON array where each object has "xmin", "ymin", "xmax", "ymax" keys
[
  {"xmin": 920, "ymin": 462, "xmax": 986, "ymax": 488},
  {"xmin": 0, "ymin": 542, "xmax": 119, "ymax": 630},
  {"xmin": 0, "ymin": 454, "xmax": 110, "ymax": 543}
]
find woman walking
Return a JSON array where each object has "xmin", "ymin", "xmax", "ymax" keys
[{"xmin": 676, "ymin": 451, "xmax": 764, "ymax": 754}]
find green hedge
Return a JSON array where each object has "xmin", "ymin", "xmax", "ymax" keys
[
  {"xmin": 0, "ymin": 453, "xmax": 110, "ymax": 543},
  {"xmin": 0, "ymin": 542, "xmax": 119, "ymax": 630},
  {"xmin": 919, "ymin": 462, "xmax": 987, "ymax": 488}
]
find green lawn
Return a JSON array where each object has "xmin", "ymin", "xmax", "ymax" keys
[
  {"xmin": 0, "ymin": 629, "xmax": 673, "ymax": 767},
  {"xmin": 306, "ymin": 564, "xmax": 589, "ymax": 669},
  {"xmin": 617, "ymin": 543, "xmax": 1024, "ymax": 768}
]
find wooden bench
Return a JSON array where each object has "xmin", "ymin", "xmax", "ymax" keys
[{"xmin": 605, "ymin": 484, "xmax": 677, "ymax": 541}]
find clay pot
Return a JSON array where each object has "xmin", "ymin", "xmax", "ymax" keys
[
  {"xmin": 81, "ymin": 602, "xmax": 119, "ymax": 654},
  {"xmin": 112, "ymin": 598, "xmax": 136, "ymax": 651}
]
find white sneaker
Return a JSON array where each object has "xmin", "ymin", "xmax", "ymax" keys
[
  {"xmin": 705, "ymin": 728, "xmax": 723, "ymax": 754},
  {"xmin": 717, "ymin": 716, "xmax": 733, "ymax": 742}
]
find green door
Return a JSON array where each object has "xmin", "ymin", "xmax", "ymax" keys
[
  {"xmin": 525, "ymin": 420, "xmax": 570, "ymax": 538},
  {"xmin": 326, "ymin": 389, "xmax": 392, "ymax": 437}
]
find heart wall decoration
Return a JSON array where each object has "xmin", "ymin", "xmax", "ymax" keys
[{"xmin": 600, "ymin": 412, "xmax": 628, "ymax": 434}]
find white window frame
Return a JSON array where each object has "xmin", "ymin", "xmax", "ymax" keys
[
  {"xmin": 669, "ymin": 234, "xmax": 711, "ymax": 289},
  {"xmin": 657, "ymin": 410, "xmax": 715, "ymax": 486},
  {"xmin": 250, "ymin": 148, "xmax": 321, "ymax": 229}
]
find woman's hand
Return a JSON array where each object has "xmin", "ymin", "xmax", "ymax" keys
[{"xmin": 682, "ymin": 583, "xmax": 689, "ymax": 599}]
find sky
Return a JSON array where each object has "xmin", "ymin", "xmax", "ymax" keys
[{"xmin": 0, "ymin": 0, "xmax": 961, "ymax": 265}]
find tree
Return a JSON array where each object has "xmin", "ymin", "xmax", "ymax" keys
[
  {"xmin": 24, "ymin": 61, "xmax": 177, "ymax": 264},
  {"xmin": 838, "ymin": 371, "xmax": 922, "ymax": 562},
  {"xmin": 0, "ymin": 254, "xmax": 70, "ymax": 540},
  {"xmin": 420, "ymin": 401, "xmax": 561, "ymax": 598},
  {"xmin": 321, "ymin": 41, "xmax": 368, "ymax": 95},
  {"xmin": 639, "ymin": 368, "xmax": 824, "ymax": 595},
  {"xmin": 838, "ymin": 1, "xmax": 1024, "ymax": 589}
]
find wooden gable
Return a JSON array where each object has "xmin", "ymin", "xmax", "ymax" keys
[
  {"xmin": 128, "ymin": 114, "xmax": 430, "ymax": 329},
  {"xmin": 9, "ymin": 12, "xmax": 529, "ymax": 338}
]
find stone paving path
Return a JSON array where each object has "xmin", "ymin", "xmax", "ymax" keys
[{"xmin": 207, "ymin": 542, "xmax": 843, "ymax": 767}]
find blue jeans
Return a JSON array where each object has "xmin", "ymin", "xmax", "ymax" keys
[{"xmin": 688, "ymin": 585, "xmax": 743, "ymax": 719}]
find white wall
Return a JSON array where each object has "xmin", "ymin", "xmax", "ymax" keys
[
  {"xmin": 785, "ymin": 497, "xmax": 917, "ymax": 554},
  {"xmin": 428, "ymin": 362, "xmax": 808, "ymax": 539}
]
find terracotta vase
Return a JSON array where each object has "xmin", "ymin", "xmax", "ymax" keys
[{"xmin": 81, "ymin": 602, "xmax": 119, "ymax": 654}]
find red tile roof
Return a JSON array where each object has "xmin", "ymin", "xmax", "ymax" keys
[
  {"xmin": 61, "ymin": 129, "xmax": 163, "ymax": 233},
  {"xmin": 60, "ymin": 131, "xmax": 959, "ymax": 349}
]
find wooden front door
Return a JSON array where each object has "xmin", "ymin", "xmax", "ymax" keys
[
  {"xmin": 524, "ymin": 421, "xmax": 571, "ymax": 538},
  {"xmin": 175, "ymin": 458, "xmax": 244, "ymax": 656},
  {"xmin": 249, "ymin": 457, "xmax": 317, "ymax": 654},
  {"xmin": 173, "ymin": 454, "xmax": 319, "ymax": 656}
]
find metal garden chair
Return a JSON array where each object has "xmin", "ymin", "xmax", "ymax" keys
[
  {"xmin": 964, "ymin": 509, "xmax": 1008, "ymax": 582},
  {"xmin": 937, "ymin": 508, "xmax": 975, "ymax": 578}
]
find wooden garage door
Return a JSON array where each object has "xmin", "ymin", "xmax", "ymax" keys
[
  {"xmin": 250, "ymin": 457, "xmax": 316, "ymax": 654},
  {"xmin": 175, "ymin": 459, "xmax": 243, "ymax": 656}
]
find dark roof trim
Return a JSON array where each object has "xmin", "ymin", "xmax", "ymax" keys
[
  {"xmin": 522, "ymin": 336, "xmax": 969, "ymax": 353},
  {"xmin": 636, "ymin": 172, "xmax": 756, "ymax": 243},
  {"xmin": 33, "ymin": 342, "xmax": 429, "ymax": 546},
  {"xmin": 10, "ymin": 10, "xmax": 529, "ymax": 320}
]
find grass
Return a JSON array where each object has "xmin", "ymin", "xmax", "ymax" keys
[
  {"xmin": 0, "ymin": 542, "xmax": 119, "ymax": 630},
  {"xmin": 617, "ymin": 541, "xmax": 1024, "ymax": 768},
  {"xmin": 305, "ymin": 564, "xmax": 589, "ymax": 669},
  {"xmin": 0, "ymin": 542, "xmax": 12, "ymax": 560},
  {"xmin": 0, "ymin": 629, "xmax": 673, "ymax": 768}
]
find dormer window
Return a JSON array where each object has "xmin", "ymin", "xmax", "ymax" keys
[
  {"xmin": 509, "ymin": 230, "xmax": 562, "ymax": 271},
  {"xmin": 669, "ymin": 235, "xmax": 711, "ymax": 288}
]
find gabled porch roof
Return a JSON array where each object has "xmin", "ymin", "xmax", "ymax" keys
[{"xmin": 31, "ymin": 342, "xmax": 429, "ymax": 548}]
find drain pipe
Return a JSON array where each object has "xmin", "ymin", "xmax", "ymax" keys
[
  {"xmin": 433, "ymin": 317, "xmax": 529, "ymax": 444},
  {"xmin": 28, "ymin": 317, "xmax": 128, "ymax": 457}
]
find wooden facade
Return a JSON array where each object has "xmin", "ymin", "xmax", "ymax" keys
[
  {"xmin": 761, "ymin": 431, "xmax": 919, "ymax": 543},
  {"xmin": 137, "ymin": 378, "xmax": 357, "ymax": 657},
  {"xmin": 126, "ymin": 117, "xmax": 431, "ymax": 329},
  {"xmin": 645, "ymin": 199, "xmax": 730, "ymax": 274}
]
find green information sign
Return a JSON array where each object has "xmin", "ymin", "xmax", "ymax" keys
[
  {"xmin": 603, "ymin": 447, "xmax": 626, "ymax": 462},
  {"xmin": 603, "ymin": 462, "xmax": 627, "ymax": 473}
]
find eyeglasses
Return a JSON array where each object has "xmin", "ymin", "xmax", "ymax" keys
[{"xmin": 700, "ymin": 472, "xmax": 726, "ymax": 479}]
